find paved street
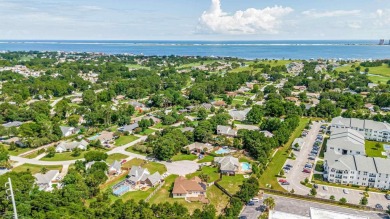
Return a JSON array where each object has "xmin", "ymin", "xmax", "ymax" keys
[{"xmin": 281, "ymin": 121, "xmax": 390, "ymax": 208}]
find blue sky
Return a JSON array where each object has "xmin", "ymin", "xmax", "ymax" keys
[{"xmin": 0, "ymin": 0, "xmax": 390, "ymax": 40}]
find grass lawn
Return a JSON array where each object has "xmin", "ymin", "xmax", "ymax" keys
[
  {"xmin": 12, "ymin": 164, "xmax": 62, "ymax": 174},
  {"xmin": 125, "ymin": 146, "xmax": 149, "ymax": 156},
  {"xmin": 186, "ymin": 166, "xmax": 220, "ymax": 183},
  {"xmin": 40, "ymin": 151, "xmax": 87, "ymax": 161},
  {"xmin": 125, "ymin": 63, "xmax": 150, "ymax": 70},
  {"xmin": 114, "ymin": 135, "xmax": 139, "ymax": 146},
  {"xmin": 122, "ymin": 158, "xmax": 147, "ymax": 169},
  {"xmin": 3, "ymin": 145, "xmax": 34, "ymax": 156},
  {"xmin": 149, "ymin": 174, "xmax": 204, "ymax": 214},
  {"xmin": 24, "ymin": 151, "xmax": 40, "ymax": 159},
  {"xmin": 368, "ymin": 75, "xmax": 390, "ymax": 84},
  {"xmin": 365, "ymin": 141, "xmax": 386, "ymax": 158},
  {"xmin": 239, "ymin": 157, "xmax": 252, "ymax": 163},
  {"xmin": 319, "ymin": 137, "xmax": 328, "ymax": 159},
  {"xmin": 143, "ymin": 162, "xmax": 167, "ymax": 174},
  {"xmin": 315, "ymin": 160, "xmax": 324, "ymax": 172},
  {"xmin": 153, "ymin": 123, "xmax": 171, "ymax": 129},
  {"xmin": 197, "ymin": 155, "xmax": 214, "ymax": 163},
  {"xmin": 218, "ymin": 174, "xmax": 245, "ymax": 195},
  {"xmin": 259, "ymin": 118, "xmax": 310, "ymax": 191},
  {"xmin": 106, "ymin": 153, "xmax": 128, "ymax": 164},
  {"xmin": 171, "ymin": 153, "xmax": 197, "ymax": 161},
  {"xmin": 335, "ymin": 64, "xmax": 354, "ymax": 72},
  {"xmin": 366, "ymin": 64, "xmax": 390, "ymax": 77},
  {"xmin": 139, "ymin": 128, "xmax": 155, "ymax": 135},
  {"xmin": 207, "ymin": 185, "xmax": 230, "ymax": 214}
]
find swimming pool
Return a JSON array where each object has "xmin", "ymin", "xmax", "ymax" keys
[
  {"xmin": 215, "ymin": 148, "xmax": 231, "ymax": 154},
  {"xmin": 241, "ymin": 162, "xmax": 251, "ymax": 171},
  {"xmin": 87, "ymin": 134, "xmax": 100, "ymax": 141}
]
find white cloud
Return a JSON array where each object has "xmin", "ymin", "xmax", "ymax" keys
[
  {"xmin": 374, "ymin": 9, "xmax": 390, "ymax": 26},
  {"xmin": 302, "ymin": 9, "xmax": 360, "ymax": 18},
  {"xmin": 198, "ymin": 0, "xmax": 293, "ymax": 34}
]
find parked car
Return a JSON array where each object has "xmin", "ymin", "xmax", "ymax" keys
[
  {"xmin": 343, "ymin": 189, "xmax": 349, "ymax": 194},
  {"xmin": 251, "ymin": 197, "xmax": 260, "ymax": 202},
  {"xmin": 283, "ymin": 166, "xmax": 291, "ymax": 170},
  {"xmin": 375, "ymin": 204, "xmax": 383, "ymax": 210},
  {"xmin": 313, "ymin": 184, "xmax": 318, "ymax": 189},
  {"xmin": 247, "ymin": 201, "xmax": 255, "ymax": 206},
  {"xmin": 256, "ymin": 205, "xmax": 267, "ymax": 212},
  {"xmin": 305, "ymin": 164, "xmax": 313, "ymax": 168},
  {"xmin": 281, "ymin": 182, "xmax": 290, "ymax": 185},
  {"xmin": 286, "ymin": 164, "xmax": 293, "ymax": 168},
  {"xmin": 121, "ymin": 159, "xmax": 127, "ymax": 164},
  {"xmin": 385, "ymin": 194, "xmax": 390, "ymax": 200},
  {"xmin": 303, "ymin": 169, "xmax": 311, "ymax": 173},
  {"xmin": 323, "ymin": 186, "xmax": 328, "ymax": 191},
  {"xmin": 278, "ymin": 179, "xmax": 287, "ymax": 183},
  {"xmin": 239, "ymin": 216, "xmax": 248, "ymax": 219},
  {"xmin": 308, "ymin": 156, "xmax": 315, "ymax": 160}
]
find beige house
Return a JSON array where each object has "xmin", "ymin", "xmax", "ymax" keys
[{"xmin": 172, "ymin": 176, "xmax": 207, "ymax": 201}]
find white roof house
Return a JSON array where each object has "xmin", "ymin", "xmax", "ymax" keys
[
  {"xmin": 128, "ymin": 166, "xmax": 150, "ymax": 183},
  {"xmin": 34, "ymin": 170, "xmax": 60, "ymax": 191},
  {"xmin": 214, "ymin": 156, "xmax": 240, "ymax": 174},
  {"xmin": 118, "ymin": 123, "xmax": 139, "ymax": 133},
  {"xmin": 55, "ymin": 140, "xmax": 88, "ymax": 153},
  {"xmin": 2, "ymin": 121, "xmax": 23, "ymax": 128},
  {"xmin": 108, "ymin": 160, "xmax": 122, "ymax": 175},
  {"xmin": 60, "ymin": 126, "xmax": 79, "ymax": 137},
  {"xmin": 217, "ymin": 125, "xmax": 237, "ymax": 137},
  {"xmin": 229, "ymin": 108, "xmax": 251, "ymax": 121}
]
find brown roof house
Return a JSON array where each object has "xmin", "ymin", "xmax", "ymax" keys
[{"xmin": 172, "ymin": 176, "xmax": 208, "ymax": 203}]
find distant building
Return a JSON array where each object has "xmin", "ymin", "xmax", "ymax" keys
[
  {"xmin": 217, "ymin": 125, "xmax": 237, "ymax": 137},
  {"xmin": 55, "ymin": 140, "xmax": 88, "ymax": 153},
  {"xmin": 108, "ymin": 160, "xmax": 122, "ymax": 175},
  {"xmin": 2, "ymin": 121, "xmax": 23, "ymax": 128},
  {"xmin": 118, "ymin": 123, "xmax": 139, "ymax": 134},
  {"xmin": 60, "ymin": 126, "xmax": 79, "ymax": 137},
  {"xmin": 229, "ymin": 108, "xmax": 251, "ymax": 121}
]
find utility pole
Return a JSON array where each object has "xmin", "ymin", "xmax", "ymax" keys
[{"xmin": 5, "ymin": 178, "xmax": 18, "ymax": 219}]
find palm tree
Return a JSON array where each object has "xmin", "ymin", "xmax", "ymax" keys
[{"xmin": 263, "ymin": 197, "xmax": 276, "ymax": 211}]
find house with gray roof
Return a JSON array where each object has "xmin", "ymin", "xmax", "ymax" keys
[
  {"xmin": 127, "ymin": 166, "xmax": 162, "ymax": 187},
  {"xmin": 260, "ymin": 130, "xmax": 274, "ymax": 138},
  {"xmin": 181, "ymin": 127, "xmax": 195, "ymax": 133},
  {"xmin": 60, "ymin": 126, "xmax": 79, "ymax": 137},
  {"xmin": 108, "ymin": 160, "xmax": 122, "ymax": 175},
  {"xmin": 331, "ymin": 116, "xmax": 390, "ymax": 142},
  {"xmin": 118, "ymin": 123, "xmax": 139, "ymax": 134},
  {"xmin": 214, "ymin": 156, "xmax": 240, "ymax": 175},
  {"xmin": 2, "ymin": 121, "xmax": 23, "ymax": 128},
  {"xmin": 229, "ymin": 108, "xmax": 251, "ymax": 121},
  {"xmin": 34, "ymin": 170, "xmax": 60, "ymax": 191},
  {"xmin": 55, "ymin": 140, "xmax": 88, "ymax": 153},
  {"xmin": 185, "ymin": 142, "xmax": 213, "ymax": 153},
  {"xmin": 217, "ymin": 125, "xmax": 237, "ymax": 137},
  {"xmin": 145, "ymin": 172, "xmax": 162, "ymax": 187}
]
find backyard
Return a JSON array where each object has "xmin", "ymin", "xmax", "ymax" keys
[
  {"xmin": 106, "ymin": 153, "xmax": 128, "ymax": 164},
  {"xmin": 186, "ymin": 166, "xmax": 220, "ymax": 183},
  {"xmin": 171, "ymin": 153, "xmax": 197, "ymax": 161},
  {"xmin": 365, "ymin": 141, "xmax": 386, "ymax": 158},
  {"xmin": 259, "ymin": 118, "xmax": 310, "ymax": 191},
  {"xmin": 217, "ymin": 174, "xmax": 245, "ymax": 195}
]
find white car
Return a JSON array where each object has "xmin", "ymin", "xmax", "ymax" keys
[
  {"xmin": 323, "ymin": 186, "xmax": 328, "ymax": 191},
  {"xmin": 343, "ymin": 189, "xmax": 349, "ymax": 194},
  {"xmin": 251, "ymin": 197, "xmax": 260, "ymax": 202}
]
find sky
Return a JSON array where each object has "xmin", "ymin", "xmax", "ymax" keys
[{"xmin": 1, "ymin": 0, "xmax": 390, "ymax": 40}]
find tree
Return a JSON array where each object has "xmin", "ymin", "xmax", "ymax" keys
[
  {"xmin": 339, "ymin": 197, "xmax": 347, "ymax": 204},
  {"xmin": 0, "ymin": 145, "xmax": 10, "ymax": 167},
  {"xmin": 279, "ymin": 169, "xmax": 284, "ymax": 176},
  {"xmin": 40, "ymin": 167, "xmax": 48, "ymax": 174},
  {"xmin": 197, "ymin": 108, "xmax": 208, "ymax": 120},
  {"xmin": 304, "ymin": 177, "xmax": 309, "ymax": 184},
  {"xmin": 72, "ymin": 148, "xmax": 81, "ymax": 157},
  {"xmin": 310, "ymin": 188, "xmax": 317, "ymax": 196},
  {"xmin": 84, "ymin": 151, "xmax": 108, "ymax": 162},
  {"xmin": 360, "ymin": 196, "xmax": 368, "ymax": 205},
  {"xmin": 246, "ymin": 105, "xmax": 263, "ymax": 124},
  {"xmin": 263, "ymin": 197, "xmax": 275, "ymax": 210},
  {"xmin": 290, "ymin": 189, "xmax": 295, "ymax": 194},
  {"xmin": 46, "ymin": 146, "xmax": 56, "ymax": 158},
  {"xmin": 82, "ymin": 90, "xmax": 97, "ymax": 105},
  {"xmin": 330, "ymin": 195, "xmax": 335, "ymax": 200},
  {"xmin": 198, "ymin": 173, "xmax": 210, "ymax": 183},
  {"xmin": 375, "ymin": 142, "xmax": 382, "ymax": 150}
]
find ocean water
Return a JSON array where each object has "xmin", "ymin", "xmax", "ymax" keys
[{"xmin": 0, "ymin": 40, "xmax": 389, "ymax": 59}]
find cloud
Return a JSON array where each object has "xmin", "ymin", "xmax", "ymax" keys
[
  {"xmin": 198, "ymin": 0, "xmax": 293, "ymax": 34},
  {"xmin": 302, "ymin": 9, "xmax": 360, "ymax": 18}
]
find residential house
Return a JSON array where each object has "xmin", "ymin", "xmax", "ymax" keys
[
  {"xmin": 368, "ymin": 83, "xmax": 378, "ymax": 89},
  {"xmin": 172, "ymin": 176, "xmax": 207, "ymax": 200},
  {"xmin": 118, "ymin": 123, "xmax": 139, "ymax": 134},
  {"xmin": 229, "ymin": 108, "xmax": 251, "ymax": 121},
  {"xmin": 201, "ymin": 103, "xmax": 212, "ymax": 111},
  {"xmin": 185, "ymin": 142, "xmax": 213, "ymax": 153},
  {"xmin": 34, "ymin": 170, "xmax": 60, "ymax": 191},
  {"xmin": 108, "ymin": 160, "xmax": 122, "ymax": 175},
  {"xmin": 214, "ymin": 156, "xmax": 240, "ymax": 175},
  {"xmin": 96, "ymin": 131, "xmax": 115, "ymax": 145},
  {"xmin": 60, "ymin": 126, "xmax": 79, "ymax": 137},
  {"xmin": 127, "ymin": 166, "xmax": 162, "ymax": 187},
  {"xmin": 133, "ymin": 115, "xmax": 161, "ymax": 124},
  {"xmin": 260, "ymin": 130, "xmax": 274, "ymax": 138},
  {"xmin": 129, "ymin": 101, "xmax": 149, "ymax": 111},
  {"xmin": 2, "ymin": 121, "xmax": 23, "ymax": 128},
  {"xmin": 217, "ymin": 125, "xmax": 237, "ymax": 137},
  {"xmin": 212, "ymin": 100, "xmax": 226, "ymax": 107},
  {"xmin": 85, "ymin": 161, "xmax": 96, "ymax": 170},
  {"xmin": 181, "ymin": 127, "xmax": 195, "ymax": 133},
  {"xmin": 293, "ymin": 86, "xmax": 307, "ymax": 91},
  {"xmin": 55, "ymin": 140, "xmax": 88, "ymax": 153}
]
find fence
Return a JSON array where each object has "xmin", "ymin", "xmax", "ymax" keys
[
  {"xmin": 261, "ymin": 188, "xmax": 385, "ymax": 212},
  {"xmin": 145, "ymin": 181, "xmax": 165, "ymax": 202},
  {"xmin": 214, "ymin": 173, "xmax": 233, "ymax": 198}
]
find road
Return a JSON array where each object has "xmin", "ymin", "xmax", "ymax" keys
[{"xmin": 281, "ymin": 121, "xmax": 390, "ymax": 208}]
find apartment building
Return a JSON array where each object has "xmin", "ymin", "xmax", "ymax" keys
[{"xmin": 331, "ymin": 116, "xmax": 390, "ymax": 142}]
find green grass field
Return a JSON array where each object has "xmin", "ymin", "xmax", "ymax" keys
[
  {"xmin": 335, "ymin": 63, "xmax": 390, "ymax": 83},
  {"xmin": 365, "ymin": 141, "xmax": 386, "ymax": 158},
  {"xmin": 40, "ymin": 151, "xmax": 86, "ymax": 161},
  {"xmin": 197, "ymin": 155, "xmax": 214, "ymax": 163},
  {"xmin": 114, "ymin": 135, "xmax": 139, "ymax": 146},
  {"xmin": 186, "ymin": 166, "xmax": 220, "ymax": 183},
  {"xmin": 139, "ymin": 128, "xmax": 155, "ymax": 135},
  {"xmin": 122, "ymin": 158, "xmax": 146, "ymax": 169},
  {"xmin": 206, "ymin": 185, "xmax": 230, "ymax": 214},
  {"xmin": 12, "ymin": 164, "xmax": 62, "ymax": 174},
  {"xmin": 106, "ymin": 153, "xmax": 128, "ymax": 164},
  {"xmin": 3, "ymin": 144, "xmax": 34, "ymax": 156},
  {"xmin": 171, "ymin": 153, "xmax": 197, "ymax": 161},
  {"xmin": 259, "ymin": 118, "xmax": 310, "ymax": 191},
  {"xmin": 125, "ymin": 64, "xmax": 150, "ymax": 70},
  {"xmin": 218, "ymin": 174, "xmax": 245, "ymax": 195}
]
